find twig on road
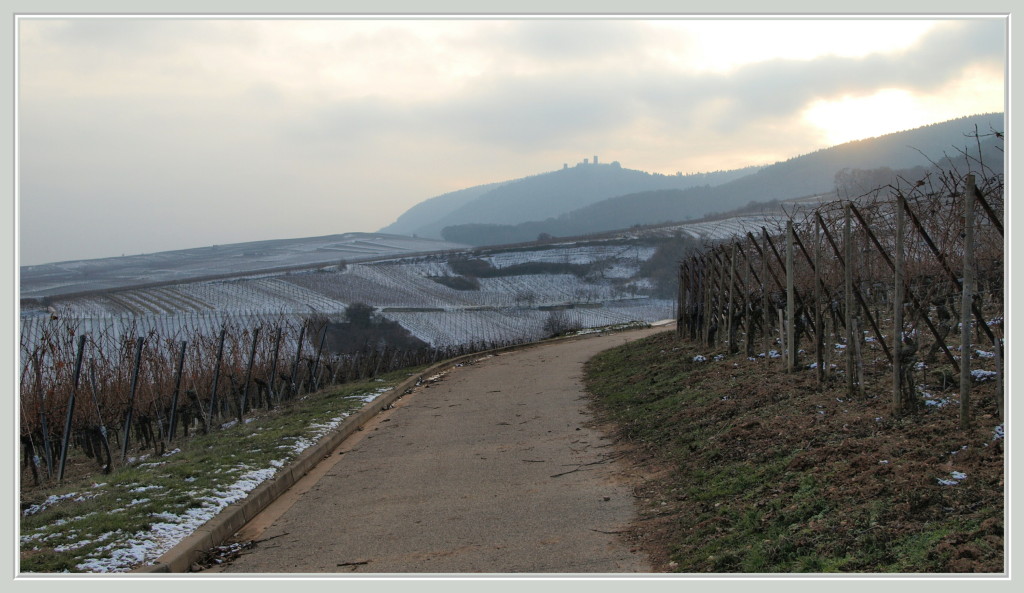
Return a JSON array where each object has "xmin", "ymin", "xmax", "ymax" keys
[{"xmin": 254, "ymin": 532, "xmax": 290, "ymax": 544}]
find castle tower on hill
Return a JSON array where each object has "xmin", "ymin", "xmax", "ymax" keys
[{"xmin": 569, "ymin": 156, "xmax": 603, "ymax": 167}]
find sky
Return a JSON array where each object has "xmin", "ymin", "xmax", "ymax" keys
[{"xmin": 17, "ymin": 16, "xmax": 1006, "ymax": 266}]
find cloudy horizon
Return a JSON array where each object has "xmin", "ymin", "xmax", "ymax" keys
[{"xmin": 17, "ymin": 16, "xmax": 1005, "ymax": 266}]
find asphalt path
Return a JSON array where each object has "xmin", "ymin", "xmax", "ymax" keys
[{"xmin": 211, "ymin": 326, "xmax": 668, "ymax": 574}]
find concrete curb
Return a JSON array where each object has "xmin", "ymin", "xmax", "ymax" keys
[{"xmin": 134, "ymin": 322, "xmax": 671, "ymax": 573}]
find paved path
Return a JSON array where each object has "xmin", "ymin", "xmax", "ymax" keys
[{"xmin": 211, "ymin": 327, "xmax": 667, "ymax": 574}]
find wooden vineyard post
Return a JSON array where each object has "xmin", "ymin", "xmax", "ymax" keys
[
  {"xmin": 716, "ymin": 247, "xmax": 727, "ymax": 348},
  {"xmin": 677, "ymin": 262, "xmax": 685, "ymax": 338},
  {"xmin": 743, "ymin": 243, "xmax": 755, "ymax": 358},
  {"xmin": 814, "ymin": 216, "xmax": 824, "ymax": 383},
  {"xmin": 57, "ymin": 334, "xmax": 87, "ymax": 482},
  {"xmin": 898, "ymin": 200, "xmax": 996, "ymax": 348},
  {"xmin": 761, "ymin": 229, "xmax": 771, "ymax": 359},
  {"xmin": 844, "ymin": 203, "xmax": 856, "ymax": 397},
  {"xmin": 239, "ymin": 327, "xmax": 260, "ymax": 420},
  {"xmin": 168, "ymin": 340, "xmax": 187, "ymax": 440},
  {"xmin": 786, "ymin": 220, "xmax": 796, "ymax": 372},
  {"xmin": 207, "ymin": 327, "xmax": 227, "ymax": 430},
  {"xmin": 777, "ymin": 309, "xmax": 786, "ymax": 368},
  {"xmin": 684, "ymin": 260, "xmax": 694, "ymax": 340},
  {"xmin": 34, "ymin": 350, "xmax": 54, "ymax": 479},
  {"xmin": 853, "ymin": 318, "xmax": 866, "ymax": 395},
  {"xmin": 310, "ymin": 324, "xmax": 327, "ymax": 392},
  {"xmin": 703, "ymin": 255, "xmax": 713, "ymax": 346},
  {"xmin": 728, "ymin": 243, "xmax": 737, "ymax": 354},
  {"xmin": 87, "ymin": 361, "xmax": 113, "ymax": 473},
  {"xmin": 696, "ymin": 261, "xmax": 704, "ymax": 344},
  {"xmin": 960, "ymin": 174, "xmax": 976, "ymax": 430},
  {"xmin": 121, "ymin": 336, "xmax": 145, "ymax": 462},
  {"xmin": 683, "ymin": 260, "xmax": 693, "ymax": 340},
  {"xmin": 290, "ymin": 322, "xmax": 307, "ymax": 398},
  {"xmin": 893, "ymin": 195, "xmax": 906, "ymax": 416},
  {"xmin": 267, "ymin": 326, "xmax": 282, "ymax": 406},
  {"xmin": 684, "ymin": 259, "xmax": 694, "ymax": 340},
  {"xmin": 995, "ymin": 337, "xmax": 1004, "ymax": 421}
]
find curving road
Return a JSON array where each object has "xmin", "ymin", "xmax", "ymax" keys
[{"xmin": 210, "ymin": 326, "xmax": 668, "ymax": 574}]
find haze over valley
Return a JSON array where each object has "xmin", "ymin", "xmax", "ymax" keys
[{"xmin": 18, "ymin": 17, "xmax": 1004, "ymax": 266}]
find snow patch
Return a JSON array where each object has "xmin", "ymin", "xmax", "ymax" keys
[
  {"xmin": 937, "ymin": 471, "xmax": 967, "ymax": 486},
  {"xmin": 970, "ymin": 369, "xmax": 997, "ymax": 382}
]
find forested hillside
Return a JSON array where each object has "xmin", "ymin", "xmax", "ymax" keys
[
  {"xmin": 381, "ymin": 161, "xmax": 758, "ymax": 239},
  {"xmin": 439, "ymin": 114, "xmax": 1003, "ymax": 246}
]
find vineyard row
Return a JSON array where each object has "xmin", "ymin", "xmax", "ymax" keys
[{"xmin": 676, "ymin": 170, "xmax": 1004, "ymax": 428}]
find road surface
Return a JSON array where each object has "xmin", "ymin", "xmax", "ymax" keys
[{"xmin": 210, "ymin": 326, "xmax": 668, "ymax": 574}]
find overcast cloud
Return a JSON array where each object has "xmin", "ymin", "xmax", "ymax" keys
[{"xmin": 17, "ymin": 17, "xmax": 1005, "ymax": 266}]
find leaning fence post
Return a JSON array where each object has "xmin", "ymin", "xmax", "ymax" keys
[
  {"xmin": 761, "ymin": 229, "xmax": 771, "ymax": 358},
  {"xmin": 120, "ymin": 336, "xmax": 145, "ymax": 462},
  {"xmin": 995, "ymin": 337, "xmax": 1004, "ymax": 421},
  {"xmin": 703, "ymin": 256, "xmax": 713, "ymax": 345},
  {"xmin": 168, "ymin": 340, "xmax": 187, "ymax": 440},
  {"xmin": 677, "ymin": 262, "xmax": 685, "ymax": 337},
  {"xmin": 777, "ymin": 309, "xmax": 786, "ymax": 368},
  {"xmin": 239, "ymin": 327, "xmax": 260, "ymax": 420},
  {"xmin": 960, "ymin": 174, "xmax": 976, "ymax": 430},
  {"xmin": 786, "ymin": 220, "xmax": 796, "ymax": 372},
  {"xmin": 268, "ymin": 326, "xmax": 282, "ymax": 406},
  {"xmin": 57, "ymin": 334, "xmax": 87, "ymax": 482},
  {"xmin": 290, "ymin": 322, "xmax": 307, "ymax": 398},
  {"xmin": 87, "ymin": 360, "xmax": 112, "ymax": 473},
  {"xmin": 728, "ymin": 243, "xmax": 737, "ymax": 354},
  {"xmin": 34, "ymin": 350, "xmax": 55, "ymax": 479},
  {"xmin": 853, "ymin": 317, "xmax": 866, "ymax": 396},
  {"xmin": 814, "ymin": 216, "xmax": 824, "ymax": 383},
  {"xmin": 207, "ymin": 326, "xmax": 227, "ymax": 430},
  {"xmin": 742, "ymin": 245, "xmax": 754, "ymax": 357},
  {"xmin": 893, "ymin": 194, "xmax": 906, "ymax": 416},
  {"xmin": 310, "ymin": 324, "xmax": 327, "ymax": 391},
  {"xmin": 844, "ymin": 203, "xmax": 856, "ymax": 397}
]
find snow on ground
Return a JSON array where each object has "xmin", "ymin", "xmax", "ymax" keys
[
  {"xmin": 937, "ymin": 471, "xmax": 968, "ymax": 486},
  {"xmin": 970, "ymin": 369, "xmax": 998, "ymax": 382},
  {"xmin": 22, "ymin": 386, "xmax": 393, "ymax": 573}
]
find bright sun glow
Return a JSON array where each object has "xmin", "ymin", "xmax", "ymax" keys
[
  {"xmin": 804, "ymin": 89, "xmax": 944, "ymax": 145},
  {"xmin": 803, "ymin": 59, "xmax": 1004, "ymax": 146}
]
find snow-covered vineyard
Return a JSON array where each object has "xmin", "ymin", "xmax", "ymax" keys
[{"xmin": 21, "ymin": 241, "xmax": 673, "ymax": 352}]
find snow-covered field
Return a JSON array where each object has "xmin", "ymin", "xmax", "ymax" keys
[
  {"xmin": 659, "ymin": 214, "xmax": 787, "ymax": 242},
  {"xmin": 20, "ymin": 233, "xmax": 469, "ymax": 300},
  {"xmin": 21, "ymin": 240, "xmax": 675, "ymax": 353}
]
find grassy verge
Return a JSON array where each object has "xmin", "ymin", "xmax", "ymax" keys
[
  {"xmin": 584, "ymin": 331, "xmax": 1004, "ymax": 573},
  {"xmin": 19, "ymin": 367, "xmax": 422, "ymax": 573}
]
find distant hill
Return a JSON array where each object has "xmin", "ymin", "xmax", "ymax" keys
[
  {"xmin": 439, "ymin": 187, "xmax": 713, "ymax": 246},
  {"xmin": 379, "ymin": 180, "xmax": 511, "ymax": 237},
  {"xmin": 437, "ymin": 114, "xmax": 1004, "ymax": 246},
  {"xmin": 379, "ymin": 160, "xmax": 758, "ymax": 239}
]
